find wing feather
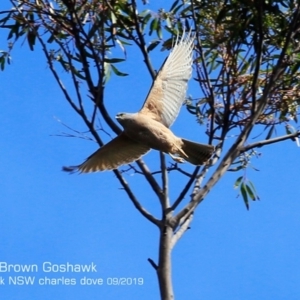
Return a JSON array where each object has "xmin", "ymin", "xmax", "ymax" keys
[
  {"xmin": 140, "ymin": 32, "xmax": 194, "ymax": 127},
  {"xmin": 63, "ymin": 133, "xmax": 150, "ymax": 173}
]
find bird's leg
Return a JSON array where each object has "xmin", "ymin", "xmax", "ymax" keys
[{"xmin": 169, "ymin": 153, "xmax": 185, "ymax": 163}]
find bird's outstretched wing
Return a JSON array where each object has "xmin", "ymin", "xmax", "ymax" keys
[
  {"xmin": 140, "ymin": 32, "xmax": 194, "ymax": 128},
  {"xmin": 63, "ymin": 133, "xmax": 150, "ymax": 173}
]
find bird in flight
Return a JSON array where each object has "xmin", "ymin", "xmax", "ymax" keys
[{"xmin": 63, "ymin": 32, "xmax": 214, "ymax": 173}]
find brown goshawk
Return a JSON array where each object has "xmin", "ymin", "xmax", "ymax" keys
[{"xmin": 63, "ymin": 33, "xmax": 214, "ymax": 173}]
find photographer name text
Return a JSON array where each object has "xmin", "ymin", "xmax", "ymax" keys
[{"xmin": 0, "ymin": 262, "xmax": 144, "ymax": 286}]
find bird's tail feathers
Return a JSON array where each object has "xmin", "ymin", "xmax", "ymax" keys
[{"xmin": 181, "ymin": 138, "xmax": 214, "ymax": 165}]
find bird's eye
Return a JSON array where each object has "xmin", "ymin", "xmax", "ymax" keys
[{"xmin": 116, "ymin": 113, "xmax": 124, "ymax": 119}]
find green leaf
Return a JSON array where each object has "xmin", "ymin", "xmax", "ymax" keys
[
  {"xmin": 240, "ymin": 183, "xmax": 249, "ymax": 210},
  {"xmin": 186, "ymin": 104, "xmax": 198, "ymax": 115},
  {"xmin": 294, "ymin": 114, "xmax": 298, "ymax": 124},
  {"xmin": 104, "ymin": 58, "xmax": 125, "ymax": 63},
  {"xmin": 115, "ymin": 38, "xmax": 127, "ymax": 57},
  {"xmin": 27, "ymin": 30, "xmax": 36, "ymax": 51},
  {"xmin": 47, "ymin": 33, "xmax": 55, "ymax": 44},
  {"xmin": 165, "ymin": 17, "xmax": 171, "ymax": 29},
  {"xmin": 285, "ymin": 124, "xmax": 293, "ymax": 135},
  {"xmin": 216, "ymin": 7, "xmax": 227, "ymax": 24},
  {"xmin": 287, "ymin": 124, "xmax": 298, "ymax": 136},
  {"xmin": 110, "ymin": 10, "xmax": 117, "ymax": 25},
  {"xmin": 170, "ymin": 0, "xmax": 180, "ymax": 11},
  {"xmin": 248, "ymin": 180, "xmax": 260, "ymax": 200},
  {"xmin": 149, "ymin": 18, "xmax": 158, "ymax": 36},
  {"xmin": 110, "ymin": 64, "xmax": 128, "ymax": 77},
  {"xmin": 266, "ymin": 124, "xmax": 275, "ymax": 140},
  {"xmin": 139, "ymin": 9, "xmax": 151, "ymax": 17},
  {"xmin": 171, "ymin": 2, "xmax": 184, "ymax": 14},
  {"xmin": 245, "ymin": 184, "xmax": 256, "ymax": 201},
  {"xmin": 147, "ymin": 40, "xmax": 160, "ymax": 52},
  {"xmin": 142, "ymin": 9, "xmax": 152, "ymax": 32},
  {"xmin": 156, "ymin": 22, "xmax": 162, "ymax": 39},
  {"xmin": 104, "ymin": 62, "xmax": 111, "ymax": 83},
  {"xmin": 234, "ymin": 176, "xmax": 243, "ymax": 189},
  {"xmin": 0, "ymin": 56, "xmax": 5, "ymax": 71},
  {"xmin": 7, "ymin": 23, "xmax": 19, "ymax": 40},
  {"xmin": 239, "ymin": 60, "xmax": 250, "ymax": 74}
]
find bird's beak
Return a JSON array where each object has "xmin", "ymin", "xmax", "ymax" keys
[{"xmin": 116, "ymin": 113, "xmax": 124, "ymax": 120}]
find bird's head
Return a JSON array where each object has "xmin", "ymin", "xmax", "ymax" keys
[
  {"xmin": 115, "ymin": 112, "xmax": 135, "ymax": 128},
  {"xmin": 115, "ymin": 112, "xmax": 128, "ymax": 120}
]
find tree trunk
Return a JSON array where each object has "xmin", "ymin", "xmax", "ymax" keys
[{"xmin": 157, "ymin": 224, "xmax": 174, "ymax": 300}]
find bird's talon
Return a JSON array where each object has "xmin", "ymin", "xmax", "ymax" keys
[{"xmin": 169, "ymin": 154, "xmax": 185, "ymax": 163}]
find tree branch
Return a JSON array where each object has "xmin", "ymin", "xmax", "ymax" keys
[
  {"xmin": 131, "ymin": 0, "xmax": 156, "ymax": 79},
  {"xmin": 251, "ymin": 1, "xmax": 264, "ymax": 114},
  {"xmin": 241, "ymin": 131, "xmax": 300, "ymax": 152},
  {"xmin": 136, "ymin": 159, "xmax": 163, "ymax": 202},
  {"xmin": 148, "ymin": 258, "xmax": 158, "ymax": 270},
  {"xmin": 114, "ymin": 170, "xmax": 161, "ymax": 227},
  {"xmin": 160, "ymin": 152, "xmax": 170, "ymax": 211},
  {"xmin": 171, "ymin": 213, "xmax": 193, "ymax": 249},
  {"xmin": 170, "ymin": 167, "xmax": 199, "ymax": 212}
]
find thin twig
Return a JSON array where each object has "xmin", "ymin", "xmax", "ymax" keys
[
  {"xmin": 136, "ymin": 159, "xmax": 163, "ymax": 202},
  {"xmin": 241, "ymin": 131, "xmax": 300, "ymax": 152},
  {"xmin": 171, "ymin": 167, "xmax": 199, "ymax": 212},
  {"xmin": 114, "ymin": 170, "xmax": 161, "ymax": 226},
  {"xmin": 171, "ymin": 213, "xmax": 193, "ymax": 249},
  {"xmin": 148, "ymin": 258, "xmax": 158, "ymax": 270},
  {"xmin": 131, "ymin": 0, "xmax": 156, "ymax": 79},
  {"xmin": 251, "ymin": 1, "xmax": 264, "ymax": 114}
]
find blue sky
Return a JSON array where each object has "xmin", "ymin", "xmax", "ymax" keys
[{"xmin": 1, "ymin": 1, "xmax": 300, "ymax": 300}]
